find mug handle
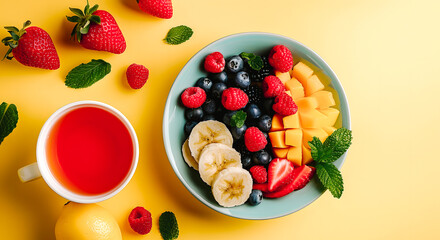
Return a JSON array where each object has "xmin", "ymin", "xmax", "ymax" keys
[{"xmin": 18, "ymin": 162, "xmax": 41, "ymax": 182}]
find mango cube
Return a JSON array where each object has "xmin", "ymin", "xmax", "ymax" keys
[
  {"xmin": 285, "ymin": 77, "xmax": 305, "ymax": 100},
  {"xmin": 318, "ymin": 108, "xmax": 340, "ymax": 126},
  {"xmin": 269, "ymin": 131, "xmax": 288, "ymax": 148},
  {"xmin": 305, "ymin": 75, "xmax": 325, "ymax": 96},
  {"xmin": 302, "ymin": 128, "xmax": 329, "ymax": 149},
  {"xmin": 310, "ymin": 91, "xmax": 336, "ymax": 109},
  {"xmin": 322, "ymin": 126, "xmax": 337, "ymax": 135},
  {"xmin": 285, "ymin": 129, "xmax": 303, "ymax": 147},
  {"xmin": 271, "ymin": 114, "xmax": 284, "ymax": 131},
  {"xmin": 275, "ymin": 70, "xmax": 291, "ymax": 84},
  {"xmin": 302, "ymin": 145, "xmax": 313, "ymax": 165},
  {"xmin": 287, "ymin": 147, "xmax": 302, "ymax": 166},
  {"xmin": 298, "ymin": 109, "xmax": 328, "ymax": 128},
  {"xmin": 273, "ymin": 148, "xmax": 289, "ymax": 158},
  {"xmin": 283, "ymin": 113, "xmax": 300, "ymax": 129},
  {"xmin": 291, "ymin": 62, "xmax": 314, "ymax": 87},
  {"xmin": 296, "ymin": 97, "xmax": 319, "ymax": 112}
]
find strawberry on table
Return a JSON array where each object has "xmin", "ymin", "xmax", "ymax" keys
[
  {"xmin": 1, "ymin": 20, "xmax": 60, "ymax": 70},
  {"xmin": 67, "ymin": 1, "xmax": 126, "ymax": 54},
  {"xmin": 137, "ymin": 0, "xmax": 173, "ymax": 19}
]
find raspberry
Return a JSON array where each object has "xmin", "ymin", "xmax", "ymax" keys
[
  {"xmin": 262, "ymin": 75, "xmax": 285, "ymax": 98},
  {"xmin": 268, "ymin": 45, "xmax": 293, "ymax": 73},
  {"xmin": 126, "ymin": 64, "xmax": 149, "ymax": 89},
  {"xmin": 221, "ymin": 87, "xmax": 249, "ymax": 110},
  {"xmin": 181, "ymin": 87, "xmax": 206, "ymax": 108},
  {"xmin": 128, "ymin": 206, "xmax": 152, "ymax": 235},
  {"xmin": 250, "ymin": 165, "xmax": 268, "ymax": 184},
  {"xmin": 204, "ymin": 52, "xmax": 225, "ymax": 73},
  {"xmin": 244, "ymin": 127, "xmax": 267, "ymax": 152},
  {"xmin": 272, "ymin": 92, "xmax": 298, "ymax": 116}
]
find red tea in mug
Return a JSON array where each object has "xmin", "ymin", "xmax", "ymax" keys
[{"xmin": 46, "ymin": 106, "xmax": 134, "ymax": 196}]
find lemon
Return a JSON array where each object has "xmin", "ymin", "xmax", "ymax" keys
[{"xmin": 55, "ymin": 202, "xmax": 122, "ymax": 240}]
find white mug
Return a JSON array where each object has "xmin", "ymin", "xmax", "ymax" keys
[{"xmin": 17, "ymin": 100, "xmax": 139, "ymax": 203}]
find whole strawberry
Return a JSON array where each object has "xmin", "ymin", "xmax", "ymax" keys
[
  {"xmin": 67, "ymin": 1, "xmax": 126, "ymax": 54},
  {"xmin": 2, "ymin": 20, "xmax": 60, "ymax": 70},
  {"xmin": 137, "ymin": 0, "xmax": 173, "ymax": 19},
  {"xmin": 126, "ymin": 64, "xmax": 149, "ymax": 89}
]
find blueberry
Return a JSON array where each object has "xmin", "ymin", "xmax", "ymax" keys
[
  {"xmin": 222, "ymin": 111, "xmax": 237, "ymax": 126},
  {"xmin": 202, "ymin": 115, "xmax": 216, "ymax": 121},
  {"xmin": 248, "ymin": 189, "xmax": 263, "ymax": 206},
  {"xmin": 245, "ymin": 103, "xmax": 262, "ymax": 119},
  {"xmin": 226, "ymin": 55, "xmax": 244, "ymax": 73},
  {"xmin": 209, "ymin": 71, "xmax": 228, "ymax": 83},
  {"xmin": 241, "ymin": 155, "xmax": 252, "ymax": 169},
  {"xmin": 195, "ymin": 77, "xmax": 212, "ymax": 92},
  {"xmin": 262, "ymin": 97, "xmax": 275, "ymax": 115},
  {"xmin": 202, "ymin": 98, "xmax": 216, "ymax": 115},
  {"xmin": 257, "ymin": 115, "xmax": 272, "ymax": 132},
  {"xmin": 231, "ymin": 124, "xmax": 247, "ymax": 140},
  {"xmin": 211, "ymin": 82, "xmax": 227, "ymax": 99},
  {"xmin": 185, "ymin": 108, "xmax": 204, "ymax": 121},
  {"xmin": 234, "ymin": 71, "xmax": 251, "ymax": 89},
  {"xmin": 252, "ymin": 150, "xmax": 272, "ymax": 165},
  {"xmin": 184, "ymin": 121, "xmax": 198, "ymax": 136}
]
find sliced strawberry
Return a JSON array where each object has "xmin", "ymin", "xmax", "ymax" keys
[
  {"xmin": 264, "ymin": 165, "xmax": 315, "ymax": 198},
  {"xmin": 267, "ymin": 158, "xmax": 295, "ymax": 191},
  {"xmin": 253, "ymin": 183, "xmax": 269, "ymax": 192}
]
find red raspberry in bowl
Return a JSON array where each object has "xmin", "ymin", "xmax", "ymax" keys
[
  {"xmin": 221, "ymin": 87, "xmax": 248, "ymax": 110},
  {"xmin": 181, "ymin": 87, "xmax": 206, "ymax": 108},
  {"xmin": 272, "ymin": 92, "xmax": 298, "ymax": 116},
  {"xmin": 204, "ymin": 52, "xmax": 225, "ymax": 73},
  {"xmin": 128, "ymin": 206, "xmax": 152, "ymax": 235},
  {"xmin": 250, "ymin": 165, "xmax": 268, "ymax": 184},
  {"xmin": 263, "ymin": 75, "xmax": 285, "ymax": 98},
  {"xmin": 244, "ymin": 127, "xmax": 267, "ymax": 152},
  {"xmin": 268, "ymin": 45, "xmax": 293, "ymax": 73}
]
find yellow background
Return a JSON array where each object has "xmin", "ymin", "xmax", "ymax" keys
[{"xmin": 1, "ymin": 0, "xmax": 439, "ymax": 239}]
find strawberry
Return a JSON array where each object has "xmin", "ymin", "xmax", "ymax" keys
[
  {"xmin": 2, "ymin": 20, "xmax": 60, "ymax": 70},
  {"xmin": 267, "ymin": 158, "xmax": 295, "ymax": 191},
  {"xmin": 253, "ymin": 183, "xmax": 269, "ymax": 192},
  {"xmin": 67, "ymin": 1, "xmax": 126, "ymax": 54},
  {"xmin": 138, "ymin": 0, "xmax": 173, "ymax": 19},
  {"xmin": 264, "ymin": 165, "xmax": 315, "ymax": 198}
]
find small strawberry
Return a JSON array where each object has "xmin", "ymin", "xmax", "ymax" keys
[
  {"xmin": 67, "ymin": 1, "xmax": 126, "ymax": 54},
  {"xmin": 204, "ymin": 52, "xmax": 225, "ymax": 73},
  {"xmin": 264, "ymin": 165, "xmax": 315, "ymax": 198},
  {"xmin": 267, "ymin": 158, "xmax": 294, "ymax": 192},
  {"xmin": 2, "ymin": 20, "xmax": 60, "ymax": 70},
  {"xmin": 128, "ymin": 206, "xmax": 152, "ymax": 235},
  {"xmin": 137, "ymin": 0, "xmax": 173, "ymax": 19},
  {"xmin": 126, "ymin": 64, "xmax": 149, "ymax": 89},
  {"xmin": 268, "ymin": 45, "xmax": 293, "ymax": 73}
]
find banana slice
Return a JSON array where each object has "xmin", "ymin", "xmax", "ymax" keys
[
  {"xmin": 198, "ymin": 143, "xmax": 241, "ymax": 186},
  {"xmin": 182, "ymin": 139, "xmax": 198, "ymax": 170},
  {"xmin": 188, "ymin": 120, "xmax": 233, "ymax": 161},
  {"xmin": 212, "ymin": 167, "xmax": 253, "ymax": 207}
]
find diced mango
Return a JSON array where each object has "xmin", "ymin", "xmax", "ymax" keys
[
  {"xmin": 296, "ymin": 97, "xmax": 318, "ymax": 112},
  {"xmin": 318, "ymin": 108, "xmax": 340, "ymax": 126},
  {"xmin": 285, "ymin": 77, "xmax": 305, "ymax": 100},
  {"xmin": 271, "ymin": 114, "xmax": 284, "ymax": 131},
  {"xmin": 310, "ymin": 91, "xmax": 335, "ymax": 109},
  {"xmin": 305, "ymin": 75, "xmax": 324, "ymax": 96},
  {"xmin": 291, "ymin": 62, "xmax": 314, "ymax": 87},
  {"xmin": 298, "ymin": 109, "xmax": 328, "ymax": 128},
  {"xmin": 273, "ymin": 148, "xmax": 289, "ymax": 158},
  {"xmin": 287, "ymin": 147, "xmax": 302, "ymax": 166},
  {"xmin": 275, "ymin": 70, "xmax": 291, "ymax": 84},
  {"xmin": 285, "ymin": 129, "xmax": 303, "ymax": 147},
  {"xmin": 322, "ymin": 126, "xmax": 337, "ymax": 135},
  {"xmin": 269, "ymin": 131, "xmax": 288, "ymax": 148},
  {"xmin": 302, "ymin": 128, "xmax": 329, "ymax": 149},
  {"xmin": 283, "ymin": 113, "xmax": 300, "ymax": 129},
  {"xmin": 302, "ymin": 145, "xmax": 313, "ymax": 165}
]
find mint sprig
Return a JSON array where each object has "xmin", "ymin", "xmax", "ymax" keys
[
  {"xmin": 308, "ymin": 127, "xmax": 352, "ymax": 198},
  {"xmin": 164, "ymin": 25, "xmax": 193, "ymax": 45},
  {"xmin": 240, "ymin": 52, "xmax": 263, "ymax": 71},
  {"xmin": 159, "ymin": 211, "xmax": 179, "ymax": 240},
  {"xmin": 0, "ymin": 102, "xmax": 19, "ymax": 145},
  {"xmin": 230, "ymin": 111, "xmax": 247, "ymax": 128},
  {"xmin": 65, "ymin": 59, "xmax": 111, "ymax": 89}
]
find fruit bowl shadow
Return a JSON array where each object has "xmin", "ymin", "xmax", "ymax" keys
[{"xmin": 163, "ymin": 32, "xmax": 351, "ymax": 220}]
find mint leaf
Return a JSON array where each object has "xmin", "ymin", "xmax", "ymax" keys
[
  {"xmin": 240, "ymin": 52, "xmax": 263, "ymax": 71},
  {"xmin": 316, "ymin": 163, "xmax": 344, "ymax": 198},
  {"xmin": 159, "ymin": 211, "xmax": 179, "ymax": 240},
  {"xmin": 309, "ymin": 136, "xmax": 324, "ymax": 161},
  {"xmin": 318, "ymin": 128, "xmax": 352, "ymax": 163},
  {"xmin": 164, "ymin": 25, "xmax": 193, "ymax": 45},
  {"xmin": 65, "ymin": 59, "xmax": 111, "ymax": 89},
  {"xmin": 230, "ymin": 111, "xmax": 247, "ymax": 128},
  {"xmin": 240, "ymin": 52, "xmax": 255, "ymax": 61},
  {"xmin": 0, "ymin": 102, "xmax": 18, "ymax": 144}
]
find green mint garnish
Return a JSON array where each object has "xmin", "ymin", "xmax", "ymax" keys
[
  {"xmin": 308, "ymin": 127, "xmax": 352, "ymax": 198},
  {"xmin": 65, "ymin": 59, "xmax": 111, "ymax": 89},
  {"xmin": 240, "ymin": 52, "xmax": 263, "ymax": 71},
  {"xmin": 159, "ymin": 211, "xmax": 179, "ymax": 240},
  {"xmin": 0, "ymin": 102, "xmax": 19, "ymax": 145},
  {"xmin": 164, "ymin": 25, "xmax": 193, "ymax": 45},
  {"xmin": 230, "ymin": 110, "xmax": 247, "ymax": 128}
]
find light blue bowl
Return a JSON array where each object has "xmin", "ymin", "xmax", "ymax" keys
[{"xmin": 163, "ymin": 32, "xmax": 351, "ymax": 220}]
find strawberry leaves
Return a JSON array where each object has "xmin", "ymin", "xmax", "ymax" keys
[
  {"xmin": 0, "ymin": 102, "xmax": 19, "ymax": 145},
  {"xmin": 1, "ymin": 20, "xmax": 31, "ymax": 60},
  {"xmin": 67, "ymin": 0, "xmax": 100, "ymax": 42}
]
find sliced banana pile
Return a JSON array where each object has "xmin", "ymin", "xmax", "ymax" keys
[{"xmin": 181, "ymin": 120, "xmax": 252, "ymax": 207}]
